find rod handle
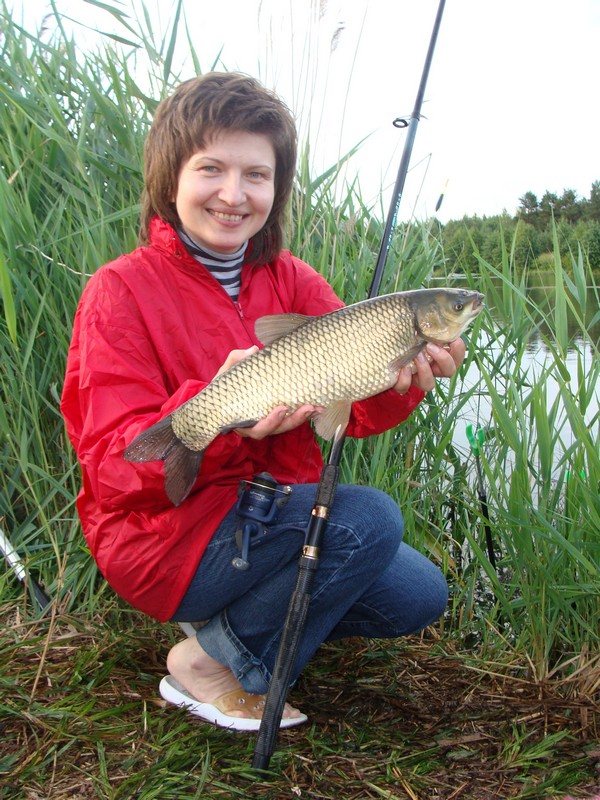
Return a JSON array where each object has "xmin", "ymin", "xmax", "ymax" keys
[{"xmin": 314, "ymin": 464, "xmax": 339, "ymax": 508}]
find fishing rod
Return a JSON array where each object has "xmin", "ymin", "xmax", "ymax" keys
[
  {"xmin": 369, "ymin": 0, "xmax": 446, "ymax": 299},
  {"xmin": 252, "ymin": 0, "xmax": 447, "ymax": 772},
  {"xmin": 0, "ymin": 527, "xmax": 51, "ymax": 614}
]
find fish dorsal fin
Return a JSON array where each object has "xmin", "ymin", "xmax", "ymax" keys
[
  {"xmin": 389, "ymin": 342, "xmax": 425, "ymax": 373},
  {"xmin": 313, "ymin": 400, "xmax": 352, "ymax": 441},
  {"xmin": 254, "ymin": 313, "xmax": 314, "ymax": 346}
]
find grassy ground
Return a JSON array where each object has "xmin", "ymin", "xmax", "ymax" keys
[{"xmin": 2, "ymin": 594, "xmax": 598, "ymax": 800}]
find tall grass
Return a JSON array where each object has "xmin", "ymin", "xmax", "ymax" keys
[{"xmin": 1, "ymin": 0, "xmax": 598, "ymax": 697}]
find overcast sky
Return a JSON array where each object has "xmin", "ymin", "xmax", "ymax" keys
[{"xmin": 12, "ymin": 0, "xmax": 600, "ymax": 222}]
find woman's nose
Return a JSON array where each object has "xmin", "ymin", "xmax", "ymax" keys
[{"xmin": 218, "ymin": 172, "xmax": 245, "ymax": 206}]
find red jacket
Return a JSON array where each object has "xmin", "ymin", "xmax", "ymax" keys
[{"xmin": 61, "ymin": 218, "xmax": 424, "ymax": 620}]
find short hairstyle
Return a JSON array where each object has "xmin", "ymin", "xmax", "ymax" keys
[{"xmin": 139, "ymin": 72, "xmax": 297, "ymax": 263}]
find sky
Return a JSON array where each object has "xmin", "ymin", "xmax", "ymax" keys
[{"xmin": 10, "ymin": 0, "xmax": 600, "ymax": 223}]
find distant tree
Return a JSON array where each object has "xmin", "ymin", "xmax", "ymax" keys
[
  {"xmin": 441, "ymin": 220, "xmax": 480, "ymax": 273},
  {"xmin": 586, "ymin": 180, "xmax": 600, "ymax": 222},
  {"xmin": 513, "ymin": 220, "xmax": 541, "ymax": 269},
  {"xmin": 518, "ymin": 191, "xmax": 540, "ymax": 227},
  {"xmin": 481, "ymin": 215, "xmax": 514, "ymax": 265},
  {"xmin": 536, "ymin": 226, "xmax": 553, "ymax": 254},
  {"xmin": 579, "ymin": 221, "xmax": 600, "ymax": 269},
  {"xmin": 437, "ymin": 181, "xmax": 600, "ymax": 275},
  {"xmin": 556, "ymin": 219, "xmax": 576, "ymax": 263},
  {"xmin": 556, "ymin": 188, "xmax": 582, "ymax": 224},
  {"xmin": 539, "ymin": 191, "xmax": 559, "ymax": 228}
]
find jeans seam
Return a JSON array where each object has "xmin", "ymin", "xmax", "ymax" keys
[
  {"xmin": 308, "ymin": 522, "xmax": 362, "ymax": 604},
  {"xmin": 342, "ymin": 598, "xmax": 398, "ymax": 629}
]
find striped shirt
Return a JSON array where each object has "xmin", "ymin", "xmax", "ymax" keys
[{"xmin": 178, "ymin": 228, "xmax": 247, "ymax": 302}]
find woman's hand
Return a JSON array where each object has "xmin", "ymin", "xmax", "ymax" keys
[
  {"xmin": 216, "ymin": 347, "xmax": 322, "ymax": 440},
  {"xmin": 236, "ymin": 404, "xmax": 321, "ymax": 440},
  {"xmin": 216, "ymin": 346, "xmax": 260, "ymax": 377},
  {"xmin": 394, "ymin": 339, "xmax": 466, "ymax": 395}
]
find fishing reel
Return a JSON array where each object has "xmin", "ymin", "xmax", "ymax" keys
[{"xmin": 232, "ymin": 472, "xmax": 293, "ymax": 570}]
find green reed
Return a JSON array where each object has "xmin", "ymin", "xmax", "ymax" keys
[{"xmin": 0, "ymin": 1, "xmax": 598, "ymax": 692}]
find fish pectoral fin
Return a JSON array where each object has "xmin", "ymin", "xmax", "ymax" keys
[
  {"xmin": 389, "ymin": 343, "xmax": 425, "ymax": 374},
  {"xmin": 219, "ymin": 419, "xmax": 260, "ymax": 433},
  {"xmin": 254, "ymin": 313, "xmax": 314, "ymax": 346},
  {"xmin": 123, "ymin": 416, "xmax": 176, "ymax": 462},
  {"xmin": 313, "ymin": 401, "xmax": 352, "ymax": 440},
  {"xmin": 164, "ymin": 443, "xmax": 203, "ymax": 506}
]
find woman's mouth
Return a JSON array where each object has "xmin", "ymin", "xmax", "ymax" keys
[{"xmin": 209, "ymin": 210, "xmax": 245, "ymax": 222}]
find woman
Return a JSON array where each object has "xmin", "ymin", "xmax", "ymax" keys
[{"xmin": 61, "ymin": 72, "xmax": 464, "ymax": 730}]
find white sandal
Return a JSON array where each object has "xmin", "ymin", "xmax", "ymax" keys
[{"xmin": 158, "ymin": 675, "xmax": 308, "ymax": 731}]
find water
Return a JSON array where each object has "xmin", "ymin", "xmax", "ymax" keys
[{"xmin": 452, "ymin": 336, "xmax": 598, "ymax": 470}]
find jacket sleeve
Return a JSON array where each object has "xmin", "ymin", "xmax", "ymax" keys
[
  {"xmin": 285, "ymin": 254, "xmax": 425, "ymax": 437},
  {"xmin": 61, "ymin": 268, "xmax": 243, "ymax": 512}
]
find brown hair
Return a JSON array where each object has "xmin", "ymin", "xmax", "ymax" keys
[{"xmin": 139, "ymin": 72, "xmax": 297, "ymax": 263}]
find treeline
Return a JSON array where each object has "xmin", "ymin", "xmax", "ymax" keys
[{"xmin": 437, "ymin": 181, "xmax": 600, "ymax": 275}]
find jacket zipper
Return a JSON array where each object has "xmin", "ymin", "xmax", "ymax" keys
[{"xmin": 234, "ymin": 298, "xmax": 260, "ymax": 346}]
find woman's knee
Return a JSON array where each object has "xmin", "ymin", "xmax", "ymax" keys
[
  {"xmin": 382, "ymin": 544, "xmax": 449, "ymax": 633},
  {"xmin": 329, "ymin": 485, "xmax": 404, "ymax": 559},
  {"xmin": 415, "ymin": 562, "xmax": 449, "ymax": 628}
]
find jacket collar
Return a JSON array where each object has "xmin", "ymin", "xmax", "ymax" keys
[{"xmin": 148, "ymin": 216, "xmax": 191, "ymax": 259}]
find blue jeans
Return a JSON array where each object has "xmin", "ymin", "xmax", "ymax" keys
[{"xmin": 172, "ymin": 484, "xmax": 448, "ymax": 694}]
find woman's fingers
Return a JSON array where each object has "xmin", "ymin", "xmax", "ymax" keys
[
  {"xmin": 216, "ymin": 346, "xmax": 259, "ymax": 377},
  {"xmin": 235, "ymin": 404, "xmax": 321, "ymax": 439}
]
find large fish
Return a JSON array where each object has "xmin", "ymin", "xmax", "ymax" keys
[{"xmin": 124, "ymin": 288, "xmax": 484, "ymax": 505}]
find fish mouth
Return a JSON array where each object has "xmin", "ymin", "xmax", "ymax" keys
[{"xmin": 470, "ymin": 292, "xmax": 485, "ymax": 313}]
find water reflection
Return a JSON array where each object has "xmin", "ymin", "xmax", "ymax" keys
[{"xmin": 525, "ymin": 285, "xmax": 600, "ymax": 346}]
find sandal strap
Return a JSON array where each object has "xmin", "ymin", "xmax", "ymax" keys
[{"xmin": 213, "ymin": 688, "xmax": 266, "ymax": 715}]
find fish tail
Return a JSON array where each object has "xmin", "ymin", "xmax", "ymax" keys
[
  {"xmin": 123, "ymin": 416, "xmax": 203, "ymax": 506},
  {"xmin": 163, "ymin": 441, "xmax": 203, "ymax": 507}
]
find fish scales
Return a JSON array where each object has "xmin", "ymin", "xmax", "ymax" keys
[{"xmin": 171, "ymin": 294, "xmax": 414, "ymax": 450}]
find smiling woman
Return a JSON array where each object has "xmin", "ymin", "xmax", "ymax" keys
[
  {"xmin": 139, "ymin": 72, "xmax": 298, "ymax": 264},
  {"xmin": 174, "ymin": 131, "xmax": 276, "ymax": 254}
]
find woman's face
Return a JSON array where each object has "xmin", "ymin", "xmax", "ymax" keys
[{"xmin": 174, "ymin": 129, "xmax": 276, "ymax": 254}]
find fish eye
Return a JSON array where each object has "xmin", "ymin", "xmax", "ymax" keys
[{"xmin": 453, "ymin": 302, "xmax": 464, "ymax": 312}]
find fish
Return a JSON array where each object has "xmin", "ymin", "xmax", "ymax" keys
[{"xmin": 124, "ymin": 288, "xmax": 484, "ymax": 505}]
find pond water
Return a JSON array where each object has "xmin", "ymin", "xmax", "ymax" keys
[{"xmin": 453, "ymin": 335, "xmax": 598, "ymax": 469}]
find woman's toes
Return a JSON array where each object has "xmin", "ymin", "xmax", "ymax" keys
[{"xmin": 282, "ymin": 702, "xmax": 303, "ymax": 719}]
